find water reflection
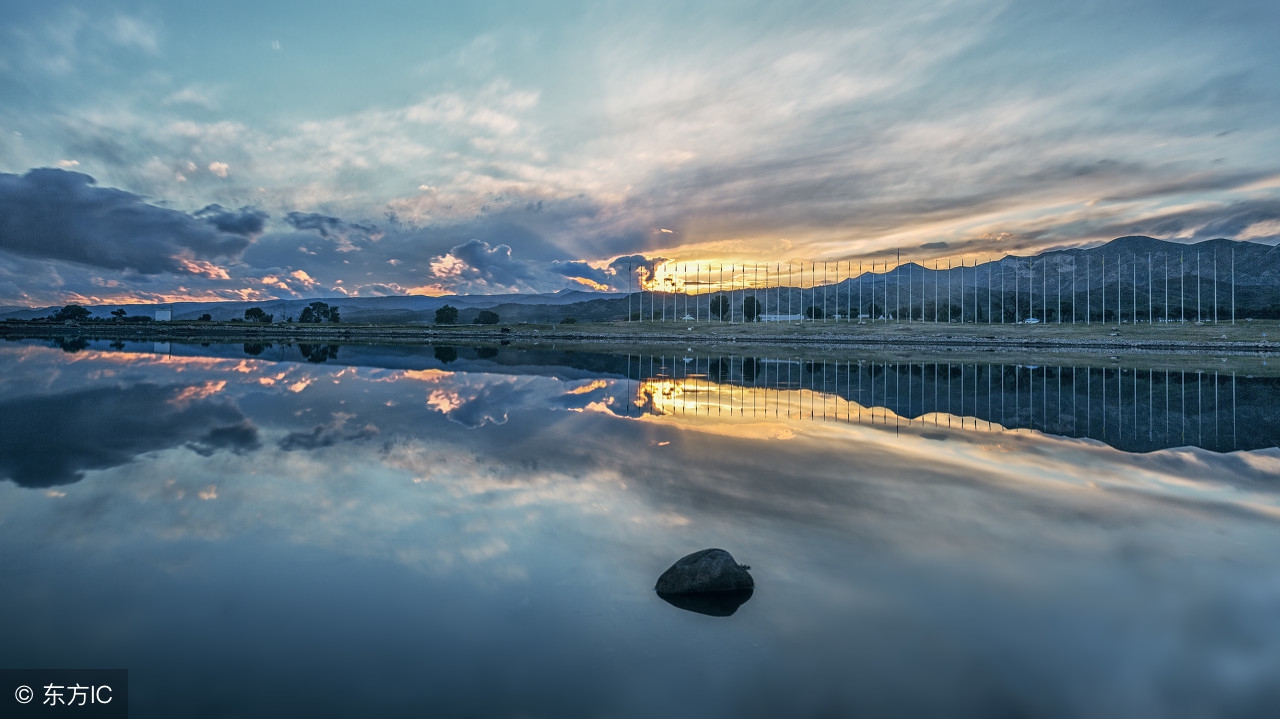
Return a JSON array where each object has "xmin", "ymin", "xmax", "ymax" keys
[
  {"xmin": 617, "ymin": 354, "xmax": 1276, "ymax": 454},
  {"xmin": 2, "ymin": 341, "xmax": 1280, "ymax": 716}
]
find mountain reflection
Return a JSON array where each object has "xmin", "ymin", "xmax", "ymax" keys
[{"xmin": 617, "ymin": 355, "xmax": 1276, "ymax": 453}]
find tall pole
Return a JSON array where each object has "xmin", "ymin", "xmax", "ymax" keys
[
  {"xmin": 1147, "ymin": 252, "xmax": 1152, "ymax": 324},
  {"xmin": 857, "ymin": 261, "xmax": 861, "ymax": 321},
  {"xmin": 1231, "ymin": 246, "xmax": 1235, "ymax": 325},
  {"xmin": 1213, "ymin": 249, "xmax": 1219, "ymax": 324},
  {"xmin": 824, "ymin": 260, "xmax": 829, "ymax": 322},
  {"xmin": 947, "ymin": 258, "xmax": 952, "ymax": 322},
  {"xmin": 848, "ymin": 260, "xmax": 853, "ymax": 322},
  {"xmin": 1058, "ymin": 264, "xmax": 1062, "ymax": 323},
  {"xmin": 988, "ymin": 258, "xmax": 992, "ymax": 324},
  {"xmin": 895, "ymin": 249, "xmax": 901, "ymax": 323},
  {"xmin": 935, "ymin": 260, "xmax": 940, "ymax": 322}
]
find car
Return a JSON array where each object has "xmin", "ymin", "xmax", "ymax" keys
[{"xmin": 1023, "ymin": 317, "xmax": 1040, "ymax": 324}]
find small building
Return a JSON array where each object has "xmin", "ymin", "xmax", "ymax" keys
[
  {"xmin": 761, "ymin": 313, "xmax": 805, "ymax": 322},
  {"xmin": 154, "ymin": 307, "xmax": 172, "ymax": 321}
]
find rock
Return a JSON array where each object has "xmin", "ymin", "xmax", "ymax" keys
[{"xmin": 655, "ymin": 548, "xmax": 754, "ymax": 595}]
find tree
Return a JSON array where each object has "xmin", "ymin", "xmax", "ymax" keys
[
  {"xmin": 51, "ymin": 304, "xmax": 92, "ymax": 322},
  {"xmin": 475, "ymin": 310, "xmax": 500, "ymax": 325},
  {"xmin": 435, "ymin": 304, "xmax": 459, "ymax": 324},
  {"xmin": 742, "ymin": 295, "xmax": 761, "ymax": 322},
  {"xmin": 111, "ymin": 308, "xmax": 127, "ymax": 320},
  {"xmin": 300, "ymin": 301, "xmax": 335, "ymax": 323},
  {"xmin": 199, "ymin": 313, "xmax": 212, "ymax": 322},
  {"xmin": 560, "ymin": 316, "xmax": 577, "ymax": 324},
  {"xmin": 709, "ymin": 295, "xmax": 730, "ymax": 320},
  {"xmin": 805, "ymin": 305, "xmax": 825, "ymax": 320},
  {"xmin": 299, "ymin": 344, "xmax": 338, "ymax": 363},
  {"xmin": 244, "ymin": 307, "xmax": 273, "ymax": 323}
]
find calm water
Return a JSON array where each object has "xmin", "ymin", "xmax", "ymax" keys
[{"xmin": 3, "ymin": 339, "xmax": 1280, "ymax": 717}]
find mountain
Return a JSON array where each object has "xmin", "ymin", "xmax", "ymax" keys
[{"xmin": 4, "ymin": 237, "xmax": 1278, "ymax": 323}]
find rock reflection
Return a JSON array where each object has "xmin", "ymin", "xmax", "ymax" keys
[{"xmin": 657, "ymin": 588, "xmax": 754, "ymax": 617}]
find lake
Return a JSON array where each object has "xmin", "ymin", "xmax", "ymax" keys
[{"xmin": 2, "ymin": 338, "xmax": 1279, "ymax": 717}]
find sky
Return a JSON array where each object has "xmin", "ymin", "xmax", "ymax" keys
[{"xmin": 1, "ymin": 0, "xmax": 1279, "ymax": 306}]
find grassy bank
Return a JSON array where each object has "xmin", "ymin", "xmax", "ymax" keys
[
  {"xmin": 7, "ymin": 318, "xmax": 1278, "ymax": 376},
  {"xmin": 6, "ymin": 316, "xmax": 1278, "ymax": 349}
]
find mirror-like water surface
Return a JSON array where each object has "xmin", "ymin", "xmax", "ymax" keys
[{"xmin": 2, "ymin": 340, "xmax": 1279, "ymax": 717}]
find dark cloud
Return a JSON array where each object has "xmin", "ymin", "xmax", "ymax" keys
[
  {"xmin": 285, "ymin": 212, "xmax": 344, "ymax": 237},
  {"xmin": 1090, "ymin": 197, "xmax": 1280, "ymax": 245},
  {"xmin": 279, "ymin": 417, "xmax": 378, "ymax": 451},
  {"xmin": 0, "ymin": 169, "xmax": 262, "ymax": 274},
  {"xmin": 0, "ymin": 382, "xmax": 259, "ymax": 488},
  {"xmin": 195, "ymin": 204, "xmax": 269, "ymax": 236},
  {"xmin": 919, "ymin": 242, "xmax": 949, "ymax": 250}
]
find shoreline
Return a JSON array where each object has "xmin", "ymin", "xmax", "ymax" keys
[{"xmin": 6, "ymin": 319, "xmax": 1278, "ymax": 355}]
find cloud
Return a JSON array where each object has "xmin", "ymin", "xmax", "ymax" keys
[
  {"xmin": 285, "ymin": 212, "xmax": 345, "ymax": 237},
  {"xmin": 0, "ymin": 169, "xmax": 264, "ymax": 275},
  {"xmin": 279, "ymin": 413, "xmax": 378, "ymax": 451},
  {"xmin": 426, "ymin": 239, "xmax": 625, "ymax": 294},
  {"xmin": 194, "ymin": 204, "xmax": 268, "ymax": 236}
]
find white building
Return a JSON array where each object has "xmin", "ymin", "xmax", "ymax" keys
[
  {"xmin": 154, "ymin": 308, "xmax": 172, "ymax": 321},
  {"xmin": 760, "ymin": 314, "xmax": 805, "ymax": 322}
]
